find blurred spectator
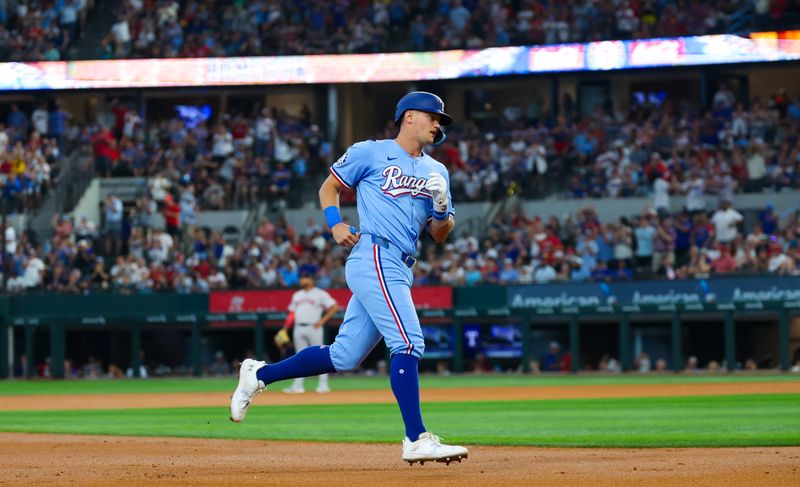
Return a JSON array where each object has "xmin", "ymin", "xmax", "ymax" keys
[
  {"xmin": 635, "ymin": 352, "xmax": 652, "ymax": 373},
  {"xmin": 103, "ymin": 193, "xmax": 124, "ymax": 255},
  {"xmin": 542, "ymin": 341, "xmax": 562, "ymax": 372},
  {"xmin": 471, "ymin": 353, "xmax": 493, "ymax": 374},
  {"xmin": 711, "ymin": 200, "xmax": 743, "ymax": 245},
  {"xmin": 711, "ymin": 243, "xmax": 737, "ymax": 275},
  {"xmin": 210, "ymin": 350, "xmax": 232, "ymax": 376},
  {"xmin": 126, "ymin": 350, "xmax": 148, "ymax": 378},
  {"xmin": 685, "ymin": 355, "xmax": 699, "ymax": 372},
  {"xmin": 634, "ymin": 216, "xmax": 656, "ymax": 275}
]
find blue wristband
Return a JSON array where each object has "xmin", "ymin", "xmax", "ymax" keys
[
  {"xmin": 432, "ymin": 209, "xmax": 448, "ymax": 221},
  {"xmin": 324, "ymin": 206, "xmax": 342, "ymax": 229}
]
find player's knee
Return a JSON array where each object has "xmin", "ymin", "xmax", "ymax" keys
[{"xmin": 328, "ymin": 343, "xmax": 361, "ymax": 372}]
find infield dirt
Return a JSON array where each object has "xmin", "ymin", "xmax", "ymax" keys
[
  {"xmin": 1, "ymin": 433, "xmax": 798, "ymax": 486},
  {"xmin": 1, "ymin": 380, "xmax": 799, "ymax": 485}
]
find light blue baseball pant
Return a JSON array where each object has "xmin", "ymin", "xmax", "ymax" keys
[{"xmin": 329, "ymin": 236, "xmax": 425, "ymax": 371}]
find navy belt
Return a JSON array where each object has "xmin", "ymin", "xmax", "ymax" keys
[{"xmin": 364, "ymin": 234, "xmax": 417, "ymax": 268}]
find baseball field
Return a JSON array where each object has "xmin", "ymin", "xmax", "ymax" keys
[{"xmin": 1, "ymin": 374, "xmax": 798, "ymax": 486}]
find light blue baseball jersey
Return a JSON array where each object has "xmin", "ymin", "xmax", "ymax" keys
[
  {"xmin": 329, "ymin": 139, "xmax": 454, "ymax": 256},
  {"xmin": 327, "ymin": 139, "xmax": 454, "ymax": 368}
]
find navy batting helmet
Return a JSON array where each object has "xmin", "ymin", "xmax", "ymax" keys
[{"xmin": 394, "ymin": 91, "xmax": 453, "ymax": 146}]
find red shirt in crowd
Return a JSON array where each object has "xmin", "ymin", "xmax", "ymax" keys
[
  {"xmin": 91, "ymin": 129, "xmax": 117, "ymax": 160},
  {"xmin": 194, "ymin": 260, "xmax": 212, "ymax": 280},
  {"xmin": 711, "ymin": 252, "xmax": 736, "ymax": 274},
  {"xmin": 163, "ymin": 200, "xmax": 181, "ymax": 228},
  {"xmin": 539, "ymin": 232, "xmax": 563, "ymax": 265},
  {"xmin": 112, "ymin": 106, "xmax": 128, "ymax": 134}
]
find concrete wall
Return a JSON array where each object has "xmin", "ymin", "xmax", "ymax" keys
[{"xmin": 70, "ymin": 178, "xmax": 102, "ymax": 225}]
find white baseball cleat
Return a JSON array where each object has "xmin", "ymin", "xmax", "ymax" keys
[
  {"xmin": 229, "ymin": 359, "xmax": 266, "ymax": 423},
  {"xmin": 282, "ymin": 385, "xmax": 305, "ymax": 394},
  {"xmin": 315, "ymin": 385, "xmax": 330, "ymax": 394},
  {"xmin": 402, "ymin": 432, "xmax": 469, "ymax": 465}
]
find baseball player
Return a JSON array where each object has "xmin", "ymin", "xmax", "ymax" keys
[
  {"xmin": 231, "ymin": 91, "xmax": 468, "ymax": 465},
  {"xmin": 282, "ymin": 271, "xmax": 338, "ymax": 394}
]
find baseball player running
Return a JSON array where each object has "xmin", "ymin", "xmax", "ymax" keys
[
  {"xmin": 282, "ymin": 271, "xmax": 338, "ymax": 394},
  {"xmin": 231, "ymin": 91, "xmax": 468, "ymax": 465}
]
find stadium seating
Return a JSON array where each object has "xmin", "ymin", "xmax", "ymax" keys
[
  {"xmin": 4, "ymin": 81, "xmax": 799, "ymax": 294},
  {"xmin": 101, "ymin": 0, "xmax": 744, "ymax": 59},
  {"xmin": 1, "ymin": 0, "xmax": 770, "ymax": 61}
]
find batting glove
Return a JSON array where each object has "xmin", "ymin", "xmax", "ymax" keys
[{"xmin": 426, "ymin": 171, "xmax": 448, "ymax": 213}]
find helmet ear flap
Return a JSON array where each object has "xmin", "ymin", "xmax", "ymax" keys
[{"xmin": 432, "ymin": 128, "xmax": 446, "ymax": 146}]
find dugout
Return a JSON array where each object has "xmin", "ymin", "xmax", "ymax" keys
[
  {"xmin": 10, "ymin": 323, "xmax": 49, "ymax": 378},
  {"xmin": 628, "ymin": 318, "xmax": 673, "ymax": 372},
  {"xmin": 528, "ymin": 321, "xmax": 570, "ymax": 372},
  {"xmin": 735, "ymin": 314, "xmax": 783, "ymax": 370},
  {"xmin": 681, "ymin": 313, "xmax": 726, "ymax": 370},
  {"xmin": 576, "ymin": 319, "xmax": 620, "ymax": 372},
  {"xmin": 1, "ymin": 294, "xmax": 797, "ymax": 379}
]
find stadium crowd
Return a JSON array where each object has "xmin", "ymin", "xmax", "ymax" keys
[
  {"xmin": 4, "ymin": 193, "xmax": 799, "ymax": 294},
  {"xmin": 1, "ymin": 83, "xmax": 799, "ymax": 294},
  {"xmin": 377, "ymin": 85, "xmax": 800, "ymax": 202},
  {"xmin": 88, "ymin": 100, "xmax": 325, "ymax": 211},
  {"xmin": 0, "ymin": 0, "xmax": 91, "ymax": 61},
  {"xmin": 0, "ymin": 103, "xmax": 64, "ymax": 215},
  {"xmin": 101, "ymin": 0, "xmax": 783, "ymax": 59},
  {"xmin": 81, "ymin": 82, "xmax": 800, "ymax": 214},
  {"xmin": 475, "ymin": 88, "xmax": 794, "ymax": 206},
  {"xmin": 4, "ymin": 0, "xmax": 800, "ymax": 62}
]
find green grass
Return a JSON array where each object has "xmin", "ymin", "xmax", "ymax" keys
[
  {"xmin": 0, "ymin": 394, "xmax": 798, "ymax": 447},
  {"xmin": 1, "ymin": 373, "xmax": 798, "ymax": 395}
]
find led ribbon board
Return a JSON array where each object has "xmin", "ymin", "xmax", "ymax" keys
[{"xmin": 0, "ymin": 31, "xmax": 798, "ymax": 91}]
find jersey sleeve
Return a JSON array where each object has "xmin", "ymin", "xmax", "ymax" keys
[
  {"xmin": 320, "ymin": 290, "xmax": 337, "ymax": 309},
  {"xmin": 288, "ymin": 293, "xmax": 298, "ymax": 312},
  {"xmin": 329, "ymin": 141, "xmax": 372, "ymax": 190}
]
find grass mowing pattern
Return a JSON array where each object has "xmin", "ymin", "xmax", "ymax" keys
[
  {"xmin": 2, "ymin": 374, "xmax": 798, "ymax": 395},
  {"xmin": 0, "ymin": 394, "xmax": 797, "ymax": 447}
]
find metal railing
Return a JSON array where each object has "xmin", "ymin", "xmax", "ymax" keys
[{"xmin": 53, "ymin": 146, "xmax": 93, "ymax": 214}]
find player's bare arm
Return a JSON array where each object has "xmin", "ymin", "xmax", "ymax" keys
[
  {"xmin": 428, "ymin": 215, "xmax": 454, "ymax": 243},
  {"xmin": 319, "ymin": 175, "xmax": 360, "ymax": 248},
  {"xmin": 315, "ymin": 303, "xmax": 339, "ymax": 328}
]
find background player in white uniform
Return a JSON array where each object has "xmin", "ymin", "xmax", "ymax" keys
[
  {"xmin": 231, "ymin": 91, "xmax": 468, "ymax": 465},
  {"xmin": 282, "ymin": 272, "xmax": 338, "ymax": 394}
]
